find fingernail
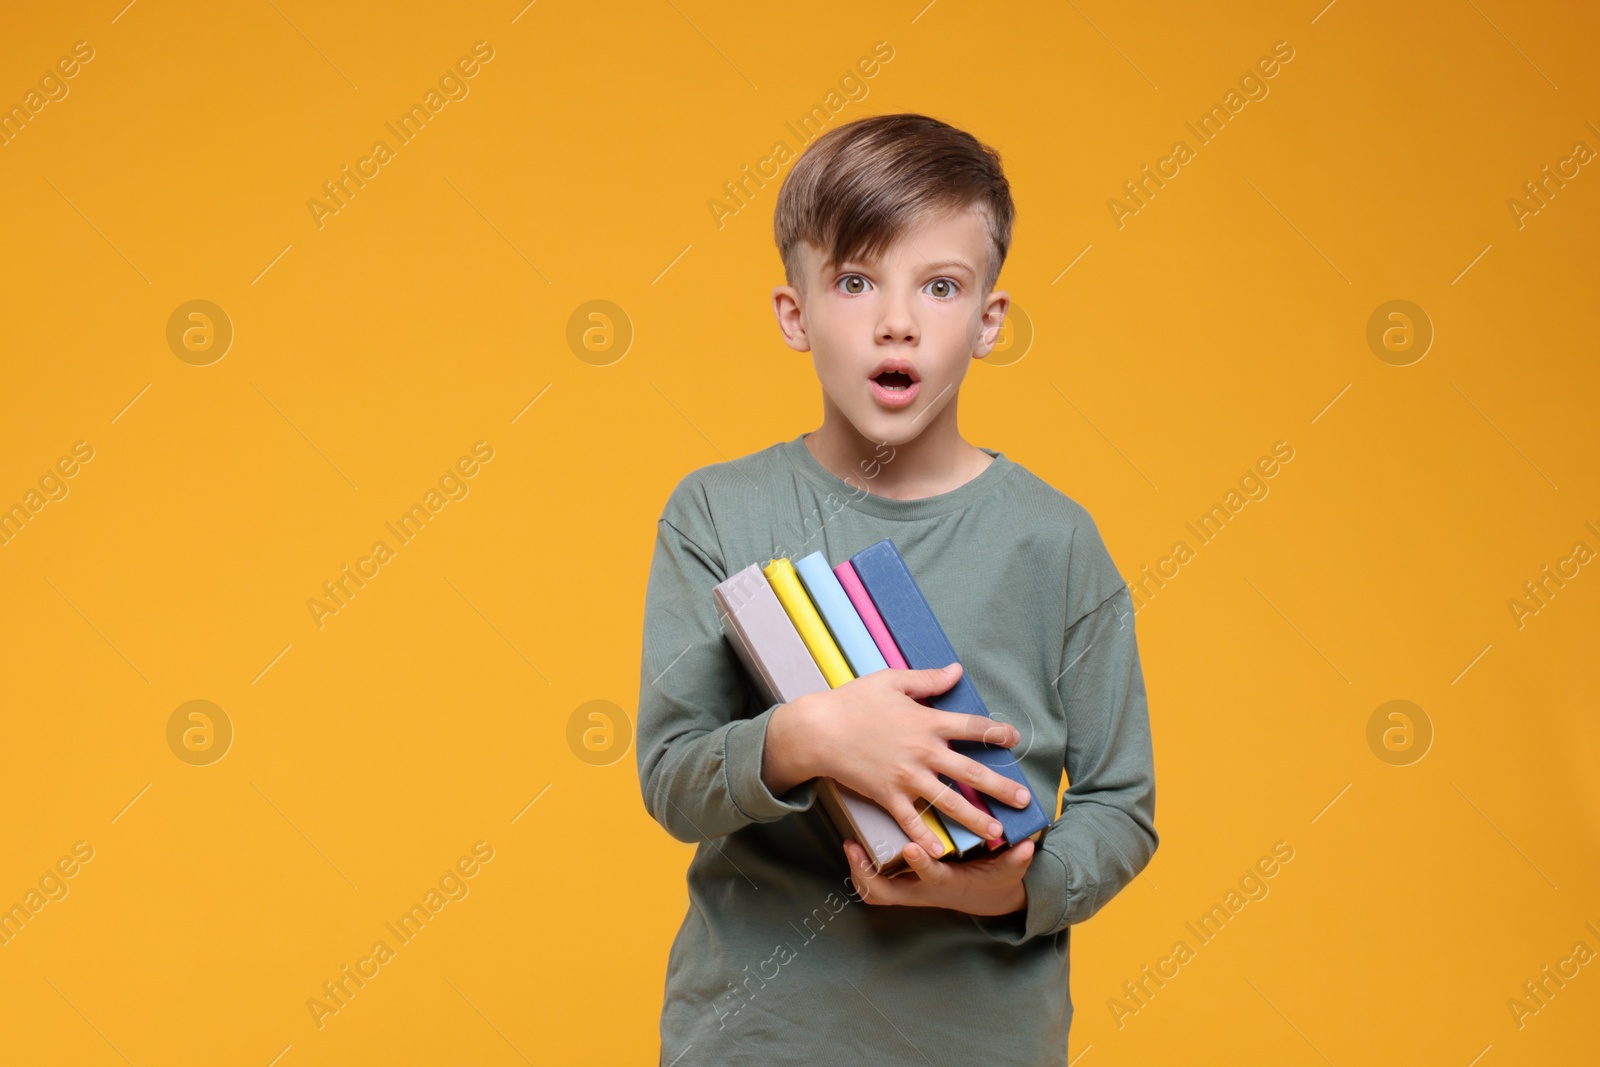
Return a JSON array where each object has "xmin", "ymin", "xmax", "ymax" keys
[
  {"xmin": 989, "ymin": 823, "xmax": 1002, "ymax": 837},
  {"xmin": 1015, "ymin": 789, "xmax": 1029, "ymax": 805}
]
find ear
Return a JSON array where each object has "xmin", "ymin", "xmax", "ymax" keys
[
  {"xmin": 771, "ymin": 284, "xmax": 811, "ymax": 353},
  {"xmin": 974, "ymin": 288, "xmax": 1011, "ymax": 357}
]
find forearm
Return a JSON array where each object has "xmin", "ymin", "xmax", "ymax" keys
[
  {"xmin": 974, "ymin": 584, "xmax": 1158, "ymax": 944},
  {"xmin": 636, "ymin": 511, "xmax": 822, "ymax": 844},
  {"xmin": 639, "ymin": 700, "xmax": 819, "ymax": 842}
]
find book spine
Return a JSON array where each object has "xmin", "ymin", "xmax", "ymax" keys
[
  {"xmin": 835, "ymin": 561, "xmax": 907, "ymax": 668},
  {"xmin": 796, "ymin": 552, "xmax": 889, "ymax": 678},
  {"xmin": 817, "ymin": 779, "xmax": 910, "ymax": 875}
]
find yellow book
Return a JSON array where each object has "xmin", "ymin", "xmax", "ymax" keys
[
  {"xmin": 913, "ymin": 801, "xmax": 957, "ymax": 856},
  {"xmin": 762, "ymin": 556, "xmax": 957, "ymax": 858},
  {"xmin": 764, "ymin": 557, "xmax": 853, "ymax": 687}
]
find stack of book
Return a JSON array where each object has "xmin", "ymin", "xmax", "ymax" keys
[{"xmin": 713, "ymin": 537, "xmax": 1049, "ymax": 877}]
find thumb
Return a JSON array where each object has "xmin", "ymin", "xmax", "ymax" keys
[
  {"xmin": 894, "ymin": 662, "xmax": 963, "ymax": 698},
  {"xmin": 1001, "ymin": 839, "xmax": 1036, "ymax": 867}
]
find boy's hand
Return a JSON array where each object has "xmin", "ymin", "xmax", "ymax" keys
[
  {"xmin": 843, "ymin": 837, "xmax": 1034, "ymax": 917},
  {"xmin": 794, "ymin": 662, "xmax": 1032, "ymax": 854}
]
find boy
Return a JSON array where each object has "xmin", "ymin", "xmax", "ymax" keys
[{"xmin": 637, "ymin": 112, "xmax": 1157, "ymax": 1066}]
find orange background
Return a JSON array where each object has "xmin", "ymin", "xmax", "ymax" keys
[{"xmin": 1, "ymin": 1, "xmax": 1596, "ymax": 1063}]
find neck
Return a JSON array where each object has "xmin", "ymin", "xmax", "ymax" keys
[{"xmin": 804, "ymin": 395, "xmax": 992, "ymax": 501}]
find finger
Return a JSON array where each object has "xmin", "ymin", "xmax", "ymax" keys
[
  {"xmin": 890, "ymin": 662, "xmax": 964, "ymax": 699},
  {"xmin": 922, "ymin": 773, "xmax": 1005, "ymax": 841},
  {"xmin": 954, "ymin": 780, "xmax": 1006, "ymax": 839},
  {"xmin": 995, "ymin": 838, "xmax": 1035, "ymax": 869},
  {"xmin": 902, "ymin": 841, "xmax": 948, "ymax": 885},
  {"xmin": 959, "ymin": 837, "xmax": 1033, "ymax": 874},
  {"xmin": 845, "ymin": 842, "xmax": 881, "ymax": 900},
  {"xmin": 938, "ymin": 711, "xmax": 1020, "ymax": 748},
  {"xmin": 888, "ymin": 798, "xmax": 946, "ymax": 858},
  {"xmin": 851, "ymin": 842, "xmax": 899, "ymax": 904},
  {"xmin": 979, "ymin": 721, "xmax": 1019, "ymax": 747},
  {"xmin": 846, "ymin": 837, "xmax": 888, "ymax": 873},
  {"xmin": 931, "ymin": 750, "xmax": 1032, "ymax": 813}
]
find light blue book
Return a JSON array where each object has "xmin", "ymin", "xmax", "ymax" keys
[
  {"xmin": 795, "ymin": 550, "xmax": 889, "ymax": 677},
  {"xmin": 794, "ymin": 550, "xmax": 985, "ymax": 856}
]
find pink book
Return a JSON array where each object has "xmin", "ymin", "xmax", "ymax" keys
[{"xmin": 834, "ymin": 560, "xmax": 1004, "ymax": 851}]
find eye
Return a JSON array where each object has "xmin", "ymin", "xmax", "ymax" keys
[
  {"xmin": 837, "ymin": 274, "xmax": 870, "ymax": 295},
  {"xmin": 925, "ymin": 278, "xmax": 959, "ymax": 299}
]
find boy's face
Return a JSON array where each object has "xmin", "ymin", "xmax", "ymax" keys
[{"xmin": 771, "ymin": 204, "xmax": 1010, "ymax": 448}]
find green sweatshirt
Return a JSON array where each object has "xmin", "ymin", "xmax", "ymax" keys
[{"xmin": 637, "ymin": 432, "xmax": 1157, "ymax": 1066}]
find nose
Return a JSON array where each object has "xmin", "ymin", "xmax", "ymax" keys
[{"xmin": 876, "ymin": 285, "xmax": 918, "ymax": 345}]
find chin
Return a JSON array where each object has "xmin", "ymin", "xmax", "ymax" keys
[{"xmin": 844, "ymin": 412, "xmax": 926, "ymax": 449}]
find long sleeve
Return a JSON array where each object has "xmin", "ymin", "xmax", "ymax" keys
[
  {"xmin": 975, "ymin": 583, "xmax": 1158, "ymax": 944},
  {"xmin": 636, "ymin": 510, "xmax": 819, "ymax": 844}
]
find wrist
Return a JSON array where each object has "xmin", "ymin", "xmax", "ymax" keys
[
  {"xmin": 969, "ymin": 880, "xmax": 1027, "ymax": 919},
  {"xmin": 761, "ymin": 694, "xmax": 826, "ymax": 795}
]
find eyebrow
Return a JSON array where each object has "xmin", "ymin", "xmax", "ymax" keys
[
  {"xmin": 921, "ymin": 259, "xmax": 976, "ymax": 278},
  {"xmin": 836, "ymin": 258, "xmax": 975, "ymax": 279}
]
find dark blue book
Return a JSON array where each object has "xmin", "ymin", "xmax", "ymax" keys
[{"xmin": 848, "ymin": 538, "xmax": 1051, "ymax": 846}]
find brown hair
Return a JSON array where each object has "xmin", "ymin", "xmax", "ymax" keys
[{"xmin": 773, "ymin": 113, "xmax": 1015, "ymax": 294}]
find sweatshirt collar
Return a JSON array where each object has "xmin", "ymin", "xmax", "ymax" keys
[{"xmin": 779, "ymin": 432, "xmax": 1015, "ymax": 521}]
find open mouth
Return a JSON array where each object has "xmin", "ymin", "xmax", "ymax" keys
[{"xmin": 868, "ymin": 365, "xmax": 920, "ymax": 408}]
